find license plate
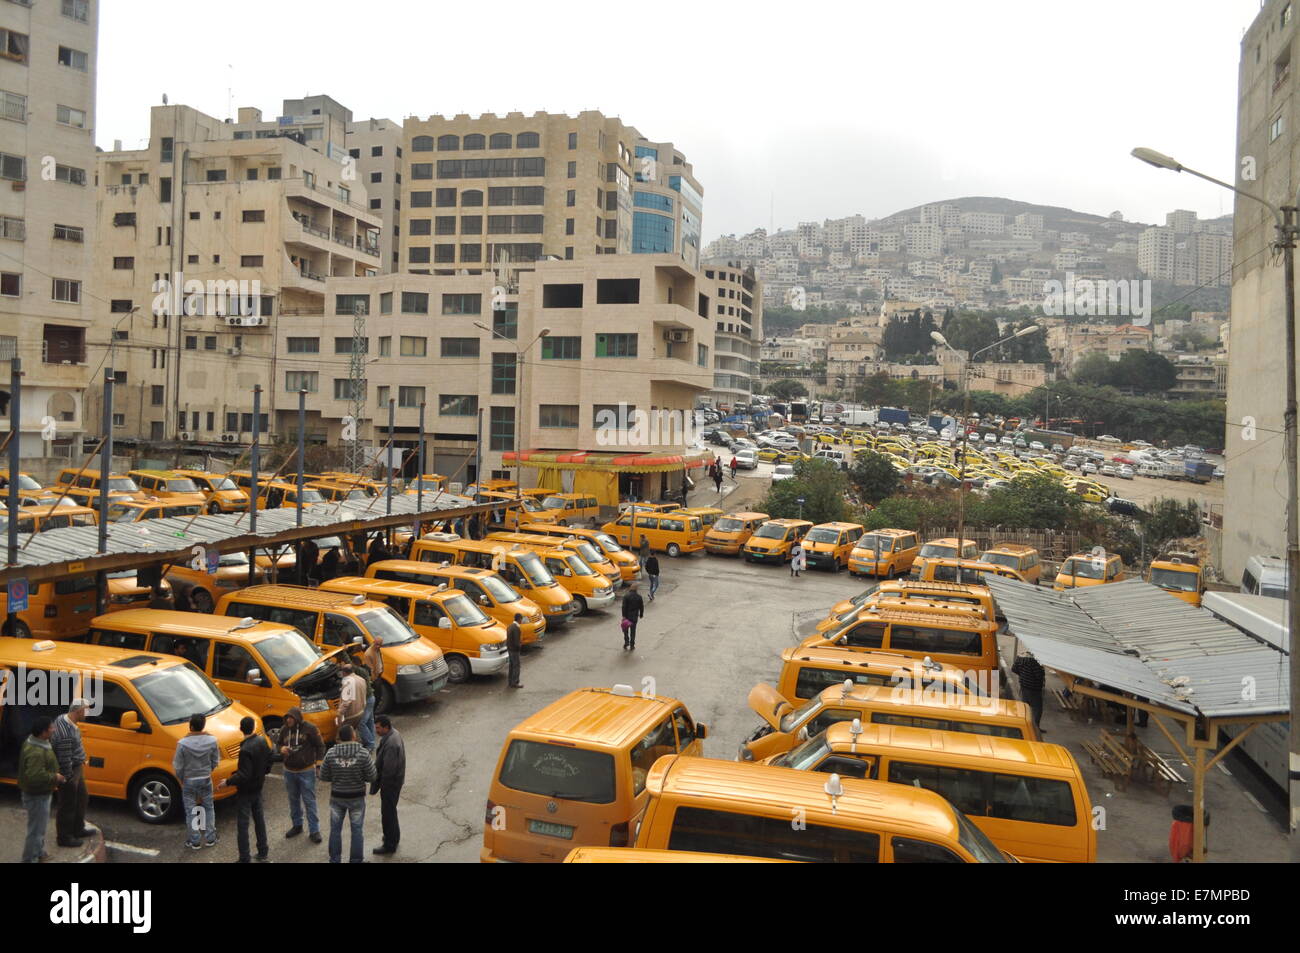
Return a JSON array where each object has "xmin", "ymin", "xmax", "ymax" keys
[
  {"xmin": 75, "ymin": 604, "xmax": 93, "ymax": 613},
  {"xmin": 528, "ymin": 819, "xmax": 574, "ymax": 840}
]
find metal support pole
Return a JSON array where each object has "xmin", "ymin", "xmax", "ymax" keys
[
  {"xmin": 296, "ymin": 389, "xmax": 306, "ymax": 528},
  {"xmin": 6, "ymin": 358, "xmax": 21, "ymax": 571},
  {"xmin": 474, "ymin": 407, "xmax": 483, "ymax": 505},
  {"xmin": 1281, "ymin": 211, "xmax": 1300, "ymax": 862},
  {"xmin": 515, "ymin": 351, "xmax": 523, "ymax": 499},
  {"xmin": 386, "ymin": 398, "xmax": 394, "ymax": 518},
  {"xmin": 96, "ymin": 367, "xmax": 115, "ymax": 614},
  {"xmin": 417, "ymin": 402, "xmax": 426, "ymax": 512},
  {"xmin": 249, "ymin": 386, "xmax": 261, "ymax": 584}
]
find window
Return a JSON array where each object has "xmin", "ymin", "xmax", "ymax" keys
[
  {"xmin": 491, "ymin": 353, "xmax": 516, "ymax": 394},
  {"xmin": 565, "ymin": 218, "xmax": 575, "ymax": 235},
  {"xmin": 434, "ymin": 244, "xmax": 455, "ymax": 263},
  {"xmin": 596, "ymin": 278, "xmax": 640, "ymax": 304},
  {"xmin": 53, "ymin": 224, "xmax": 83, "ymax": 243},
  {"xmin": 460, "ymin": 244, "xmax": 482, "ymax": 262},
  {"xmin": 335, "ymin": 294, "xmax": 370, "ymax": 315},
  {"xmin": 285, "ymin": 370, "xmax": 318, "ymax": 393},
  {"xmin": 517, "ymin": 132, "xmax": 540, "ymax": 148},
  {"xmin": 632, "ymin": 211, "xmax": 673, "ymax": 253},
  {"xmin": 150, "ymin": 385, "xmax": 165, "ymax": 406},
  {"xmin": 204, "ymin": 336, "xmax": 216, "ymax": 350},
  {"xmin": 369, "ymin": 171, "xmax": 382, "ymax": 184},
  {"xmin": 489, "ymin": 407, "xmax": 515, "ymax": 451},
  {"xmin": 334, "ymin": 336, "xmax": 370, "ymax": 355},
  {"xmin": 1271, "ymin": 114, "xmax": 1285, "ymax": 142},
  {"xmin": 412, "ymin": 163, "xmax": 433, "ymax": 179},
  {"xmin": 62, "ymin": 0, "xmax": 90, "ymax": 22},
  {"xmin": 542, "ymin": 283, "xmax": 583, "ymax": 308},
  {"xmin": 539, "ymin": 405, "xmax": 578, "ymax": 428},
  {"xmin": 376, "ymin": 385, "xmax": 390, "ymax": 407},
  {"xmin": 0, "ymin": 28, "xmax": 28, "ymax": 64},
  {"xmin": 412, "ymin": 135, "xmax": 433, "ymax": 152},
  {"xmin": 112, "ymin": 256, "xmax": 134, "ymax": 270},
  {"xmin": 397, "ymin": 386, "xmax": 425, "ymax": 409},
  {"xmin": 409, "ymin": 218, "xmax": 431, "ymax": 236},
  {"xmin": 369, "ymin": 198, "xmax": 381, "ymax": 209},
  {"xmin": 541, "ymin": 336, "xmax": 581, "ymax": 360},
  {"xmin": 286, "ymin": 337, "xmax": 319, "ymax": 354},
  {"xmin": 408, "ymin": 246, "xmax": 431, "ymax": 264},
  {"xmin": 568, "ymin": 131, "xmax": 578, "ymax": 149},
  {"xmin": 493, "ymin": 303, "xmax": 518, "ymax": 339},
  {"xmin": 435, "ymin": 215, "xmax": 456, "ymax": 235},
  {"xmin": 595, "ymin": 333, "xmax": 637, "ymax": 358},
  {"xmin": 489, "ymin": 132, "xmax": 512, "ymax": 149},
  {"xmin": 80, "ymin": 681, "xmax": 139, "ymax": 729},
  {"xmin": 242, "ymin": 209, "xmax": 265, "ymax": 223},
  {"xmin": 52, "ymin": 279, "xmax": 80, "ymax": 302},
  {"xmin": 437, "ymin": 134, "xmax": 460, "ymax": 152},
  {"xmin": 460, "ymin": 215, "xmax": 482, "ymax": 235},
  {"xmin": 380, "ymin": 292, "xmax": 393, "ymax": 315},
  {"xmin": 1, "ymin": 90, "xmax": 28, "ymax": 122},
  {"xmin": 461, "ymin": 189, "xmax": 483, "ymax": 207},
  {"xmin": 667, "ymin": 807, "xmax": 880, "ymax": 863},
  {"xmin": 58, "ymin": 46, "xmax": 88, "ymax": 71},
  {"xmin": 440, "ymin": 337, "xmax": 480, "ymax": 358},
  {"xmin": 567, "ymin": 161, "xmax": 577, "ymax": 178},
  {"xmin": 698, "ymin": 343, "xmax": 709, "ymax": 367},
  {"xmin": 110, "ymin": 299, "xmax": 132, "ymax": 313},
  {"xmin": 54, "ymin": 164, "xmax": 87, "ymax": 186},
  {"xmin": 439, "ymin": 293, "xmax": 480, "ymax": 315},
  {"xmin": 0, "ymin": 151, "xmax": 24, "ymax": 182},
  {"xmin": 399, "ymin": 335, "xmax": 427, "ymax": 357},
  {"xmin": 401, "ymin": 292, "xmax": 429, "ymax": 314},
  {"xmin": 159, "ymin": 177, "xmax": 172, "ymax": 201},
  {"xmin": 439, "ymin": 395, "xmax": 477, "ymax": 416},
  {"xmin": 240, "ymin": 255, "xmax": 263, "ymax": 267},
  {"xmin": 410, "ymin": 191, "xmax": 433, "ymax": 207},
  {"xmin": 435, "ymin": 188, "xmax": 457, "ymax": 207},
  {"xmin": 333, "ymin": 378, "xmax": 365, "ymax": 401}
]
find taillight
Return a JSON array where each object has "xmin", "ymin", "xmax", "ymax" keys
[
  {"xmin": 609, "ymin": 821, "xmax": 630, "ymax": 847},
  {"xmin": 44, "ymin": 604, "xmax": 58, "ymax": 617}
]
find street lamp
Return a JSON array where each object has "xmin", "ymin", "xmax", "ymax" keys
[
  {"xmin": 931, "ymin": 324, "xmax": 1043, "ymax": 582},
  {"xmin": 1132, "ymin": 146, "xmax": 1300, "ymax": 863},
  {"xmin": 474, "ymin": 322, "xmax": 550, "ymax": 498}
]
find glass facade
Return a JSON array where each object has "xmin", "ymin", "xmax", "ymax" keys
[
  {"xmin": 632, "ymin": 211, "xmax": 674, "ymax": 254},
  {"xmin": 634, "ymin": 191, "xmax": 674, "ymax": 213},
  {"xmin": 669, "ymin": 175, "xmax": 703, "ymax": 213}
]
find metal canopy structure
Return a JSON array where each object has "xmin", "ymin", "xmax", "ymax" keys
[
  {"xmin": 985, "ymin": 576, "xmax": 1290, "ymax": 862},
  {"xmin": 0, "ymin": 493, "xmax": 492, "ymax": 586}
]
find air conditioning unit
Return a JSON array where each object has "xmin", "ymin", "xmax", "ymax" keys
[
  {"xmin": 226, "ymin": 347, "xmax": 242, "ymax": 356},
  {"xmin": 664, "ymin": 330, "xmax": 689, "ymax": 344},
  {"xmin": 242, "ymin": 316, "xmax": 267, "ymax": 327},
  {"xmin": 220, "ymin": 432, "xmax": 240, "ymax": 444},
  {"xmin": 224, "ymin": 316, "xmax": 246, "ymax": 327},
  {"xmin": 179, "ymin": 432, "xmax": 195, "ymax": 441}
]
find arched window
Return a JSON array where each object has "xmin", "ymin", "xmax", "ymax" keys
[
  {"xmin": 516, "ymin": 132, "xmax": 540, "ymax": 148},
  {"xmin": 411, "ymin": 135, "xmax": 434, "ymax": 152},
  {"xmin": 463, "ymin": 134, "xmax": 485, "ymax": 150},
  {"xmin": 489, "ymin": 133, "xmax": 512, "ymax": 150},
  {"xmin": 461, "ymin": 189, "xmax": 484, "ymax": 207},
  {"xmin": 437, "ymin": 135, "xmax": 460, "ymax": 151}
]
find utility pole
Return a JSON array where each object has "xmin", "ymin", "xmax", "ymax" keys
[
  {"xmin": 249, "ymin": 386, "xmax": 261, "ymax": 586},
  {"xmin": 6, "ymin": 358, "xmax": 20, "ymax": 571},
  {"xmin": 344, "ymin": 302, "xmax": 367, "ymax": 474},
  {"xmin": 417, "ymin": 401, "xmax": 426, "ymax": 512},
  {"xmin": 95, "ymin": 367, "xmax": 115, "ymax": 615},
  {"xmin": 296, "ymin": 389, "xmax": 306, "ymax": 528}
]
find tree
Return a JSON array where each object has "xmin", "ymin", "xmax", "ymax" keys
[
  {"xmin": 968, "ymin": 473, "xmax": 1085, "ymax": 529},
  {"xmin": 761, "ymin": 459, "xmax": 847, "ymax": 524},
  {"xmin": 882, "ymin": 309, "xmax": 939, "ymax": 360},
  {"xmin": 1110, "ymin": 350, "xmax": 1177, "ymax": 394},
  {"xmin": 1071, "ymin": 352, "xmax": 1115, "ymax": 387},
  {"xmin": 849, "ymin": 451, "xmax": 901, "ymax": 505},
  {"xmin": 768, "ymin": 379, "xmax": 808, "ymax": 400}
]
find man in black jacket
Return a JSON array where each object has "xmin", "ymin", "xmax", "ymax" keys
[
  {"xmin": 621, "ymin": 584, "xmax": 645, "ymax": 651},
  {"xmin": 370, "ymin": 716, "xmax": 406, "ymax": 856},
  {"xmin": 218, "ymin": 716, "xmax": 271, "ymax": 863},
  {"xmin": 505, "ymin": 614, "xmax": 523, "ymax": 689}
]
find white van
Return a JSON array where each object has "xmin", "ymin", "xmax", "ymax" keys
[
  {"xmin": 1136, "ymin": 462, "xmax": 1164, "ymax": 478},
  {"xmin": 813, "ymin": 449, "xmax": 849, "ymax": 470},
  {"xmin": 1241, "ymin": 555, "xmax": 1287, "ymax": 599}
]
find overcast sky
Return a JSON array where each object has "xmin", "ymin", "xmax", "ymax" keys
[{"xmin": 97, "ymin": 0, "xmax": 1263, "ymax": 239}]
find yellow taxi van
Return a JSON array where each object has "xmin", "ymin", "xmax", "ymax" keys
[
  {"xmin": 0, "ymin": 470, "xmax": 47, "ymax": 503},
  {"xmin": 801, "ymin": 521, "xmax": 865, "ymax": 572},
  {"xmin": 309, "ymin": 480, "xmax": 373, "ymax": 503},
  {"xmin": 633, "ymin": 755, "xmax": 1009, "ymax": 863},
  {"xmin": 918, "ymin": 557, "xmax": 1029, "ymax": 585},
  {"xmin": 673, "ymin": 507, "xmax": 724, "ymax": 532},
  {"xmin": 910, "ymin": 537, "xmax": 980, "ymax": 577},
  {"xmin": 477, "ymin": 490, "xmax": 558, "ymax": 531},
  {"xmin": 0, "ymin": 637, "xmax": 255, "ymax": 823},
  {"xmin": 776, "ymin": 645, "xmax": 979, "ymax": 705},
  {"xmin": 806, "ymin": 604, "xmax": 1000, "ymax": 673},
  {"xmin": 480, "ymin": 533, "xmax": 615, "ymax": 615},
  {"xmin": 740, "ymin": 680, "xmax": 1038, "ymax": 762},
  {"xmin": 85, "ymin": 610, "xmax": 343, "ymax": 744},
  {"xmin": 563, "ymin": 847, "xmax": 790, "ymax": 863},
  {"xmin": 847, "ymin": 528, "xmax": 921, "ymax": 578},
  {"xmin": 601, "ymin": 510, "xmax": 706, "ymax": 558},
  {"xmin": 486, "ymin": 531, "xmax": 621, "ymax": 586},
  {"xmin": 102, "ymin": 569, "xmax": 173, "ymax": 614},
  {"xmin": 164, "ymin": 550, "xmax": 264, "ymax": 614},
  {"xmin": 173, "ymin": 470, "xmax": 248, "ymax": 513},
  {"xmin": 818, "ymin": 580, "xmax": 997, "ymax": 634},
  {"xmin": 482, "ymin": 685, "xmax": 708, "ymax": 863},
  {"xmin": 3, "ymin": 573, "xmax": 99, "ymax": 641},
  {"xmin": 366, "ymin": 560, "xmax": 546, "ymax": 644},
  {"xmin": 411, "ymin": 536, "xmax": 579, "ymax": 629},
  {"xmin": 519, "ymin": 523, "xmax": 640, "ymax": 583},
  {"xmin": 127, "ymin": 470, "xmax": 210, "ymax": 505},
  {"xmin": 535, "ymin": 492, "xmax": 602, "ymax": 525},
  {"xmin": 1053, "ymin": 551, "xmax": 1126, "ymax": 590},
  {"xmin": 0, "ymin": 502, "xmax": 97, "ymax": 535},
  {"xmin": 979, "ymin": 543, "xmax": 1042, "ymax": 584},
  {"xmin": 703, "ymin": 511, "xmax": 770, "ymax": 556},
  {"xmin": 762, "ymin": 722, "xmax": 1095, "ymax": 863},
  {"xmin": 106, "ymin": 499, "xmax": 204, "ymax": 523},
  {"xmin": 320, "ymin": 575, "xmax": 509, "ymax": 683},
  {"xmin": 215, "ymin": 585, "xmax": 448, "ymax": 712},
  {"xmin": 53, "ymin": 468, "xmax": 144, "ymax": 506},
  {"xmin": 741, "ymin": 518, "xmax": 813, "ymax": 565}
]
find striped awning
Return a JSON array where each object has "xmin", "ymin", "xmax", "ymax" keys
[{"xmin": 503, "ymin": 449, "xmax": 715, "ymax": 473}]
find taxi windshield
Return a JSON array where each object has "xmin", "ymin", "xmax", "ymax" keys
[
  {"xmin": 573, "ymin": 541, "xmax": 604, "ymax": 564},
  {"xmin": 714, "ymin": 518, "xmax": 744, "ymax": 533},
  {"xmin": 1150, "ymin": 567, "xmax": 1198, "ymax": 592},
  {"xmin": 772, "ymin": 732, "xmax": 833, "ymax": 771},
  {"xmin": 1060, "ymin": 558, "xmax": 1105, "ymax": 580},
  {"xmin": 565, "ymin": 554, "xmax": 596, "ymax": 577},
  {"xmin": 212, "ymin": 477, "xmax": 238, "ymax": 491},
  {"xmin": 857, "ymin": 535, "xmax": 893, "ymax": 553},
  {"xmin": 592, "ymin": 533, "xmax": 624, "ymax": 554},
  {"xmin": 443, "ymin": 593, "xmax": 490, "ymax": 627},
  {"xmin": 516, "ymin": 551, "xmax": 556, "ymax": 587},
  {"xmin": 358, "ymin": 607, "xmax": 420, "ymax": 647},
  {"xmin": 165, "ymin": 479, "xmax": 200, "ymax": 493},
  {"xmin": 805, "ymin": 528, "xmax": 841, "ymax": 544},
  {"xmin": 753, "ymin": 524, "xmax": 787, "ymax": 540},
  {"xmin": 778, "ymin": 696, "xmax": 826, "ymax": 734},
  {"xmin": 256, "ymin": 630, "xmax": 324, "ymax": 682},
  {"xmin": 480, "ymin": 574, "xmax": 520, "ymax": 603},
  {"xmin": 981, "ymin": 552, "xmax": 1022, "ymax": 569},
  {"xmin": 108, "ymin": 478, "xmax": 140, "ymax": 493},
  {"xmin": 541, "ymin": 496, "xmax": 568, "ymax": 510}
]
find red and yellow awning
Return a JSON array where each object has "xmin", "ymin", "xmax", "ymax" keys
[{"xmin": 503, "ymin": 449, "xmax": 715, "ymax": 473}]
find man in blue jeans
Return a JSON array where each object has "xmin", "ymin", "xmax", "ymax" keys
[
  {"xmin": 18, "ymin": 716, "xmax": 62, "ymax": 863},
  {"xmin": 645, "ymin": 554, "xmax": 661, "ymax": 601},
  {"xmin": 172, "ymin": 713, "xmax": 220, "ymax": 849},
  {"xmin": 278, "ymin": 707, "xmax": 325, "ymax": 844},
  {"xmin": 319, "ymin": 724, "xmax": 376, "ymax": 863}
]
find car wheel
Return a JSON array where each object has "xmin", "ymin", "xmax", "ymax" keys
[
  {"xmin": 262, "ymin": 717, "xmax": 283, "ymax": 754},
  {"xmin": 445, "ymin": 654, "xmax": 471, "ymax": 684},
  {"xmin": 189, "ymin": 588, "xmax": 215, "ymax": 614},
  {"xmin": 129, "ymin": 771, "xmax": 180, "ymax": 824},
  {"xmin": 375, "ymin": 679, "xmax": 396, "ymax": 715},
  {"xmin": 574, "ymin": 595, "xmax": 589, "ymax": 616},
  {"xmin": 558, "ymin": 519, "xmax": 567, "ymax": 527},
  {"xmin": 667, "ymin": 543, "xmax": 682, "ymax": 558},
  {"xmin": 207, "ymin": 501, "xmax": 222, "ymax": 515},
  {"xmin": 2, "ymin": 618, "xmax": 31, "ymax": 638}
]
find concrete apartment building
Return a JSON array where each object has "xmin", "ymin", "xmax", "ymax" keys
[
  {"xmin": 398, "ymin": 111, "xmax": 704, "ymax": 282},
  {"xmin": 702, "ymin": 261, "xmax": 762, "ymax": 411},
  {"xmin": 1169, "ymin": 356, "xmax": 1228, "ymax": 400},
  {"xmin": 0, "ymin": 0, "xmax": 98, "ymax": 461},
  {"xmin": 345, "ymin": 117, "xmax": 404, "ymax": 272},
  {"xmin": 1225, "ymin": 0, "xmax": 1300, "ymax": 581},
  {"xmin": 275, "ymin": 254, "xmax": 715, "ymax": 495},
  {"xmin": 88, "ymin": 103, "xmax": 382, "ymax": 442}
]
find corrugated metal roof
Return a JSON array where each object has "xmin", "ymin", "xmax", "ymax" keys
[
  {"xmin": 3, "ymin": 494, "xmax": 478, "ymax": 572},
  {"xmin": 986, "ymin": 576, "xmax": 1289, "ymax": 719}
]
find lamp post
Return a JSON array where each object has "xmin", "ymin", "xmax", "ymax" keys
[
  {"xmin": 1132, "ymin": 146, "xmax": 1300, "ymax": 863},
  {"xmin": 932, "ymin": 324, "xmax": 1042, "ymax": 582},
  {"xmin": 474, "ymin": 323, "xmax": 550, "ymax": 499}
]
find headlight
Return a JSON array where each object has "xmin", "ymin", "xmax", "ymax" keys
[
  {"xmin": 397, "ymin": 664, "xmax": 425, "ymax": 676},
  {"xmin": 300, "ymin": 698, "xmax": 329, "ymax": 714}
]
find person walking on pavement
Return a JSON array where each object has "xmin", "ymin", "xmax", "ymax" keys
[
  {"xmin": 319, "ymin": 724, "xmax": 376, "ymax": 864},
  {"xmin": 645, "ymin": 553, "xmax": 661, "ymax": 601},
  {"xmin": 713, "ymin": 465, "xmax": 724, "ymax": 495},
  {"xmin": 1012, "ymin": 650, "xmax": 1047, "ymax": 733},
  {"xmin": 18, "ymin": 716, "xmax": 63, "ymax": 863},
  {"xmin": 173, "ymin": 712, "xmax": 220, "ymax": 849},
  {"xmin": 218, "ymin": 715, "xmax": 271, "ymax": 863},
  {"xmin": 319, "ymin": 545, "xmax": 340, "ymax": 583},
  {"xmin": 370, "ymin": 715, "xmax": 406, "ymax": 856},
  {"xmin": 299, "ymin": 538, "xmax": 320, "ymax": 586},
  {"xmin": 279, "ymin": 707, "xmax": 325, "ymax": 843},
  {"xmin": 51, "ymin": 699, "xmax": 91, "ymax": 848},
  {"xmin": 506, "ymin": 613, "xmax": 524, "ymax": 688},
  {"xmin": 354, "ymin": 642, "xmax": 381, "ymax": 752},
  {"xmin": 790, "ymin": 542, "xmax": 806, "ymax": 578},
  {"xmin": 638, "ymin": 537, "xmax": 651, "ymax": 571},
  {"xmin": 621, "ymin": 583, "xmax": 645, "ymax": 651},
  {"xmin": 729, "ymin": 456, "xmax": 738, "ymax": 480}
]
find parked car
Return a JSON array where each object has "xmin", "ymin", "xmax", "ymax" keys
[
  {"xmin": 734, "ymin": 449, "xmax": 759, "ymax": 470},
  {"xmin": 1097, "ymin": 434, "xmax": 1122, "ymax": 444},
  {"xmin": 771, "ymin": 464, "xmax": 796, "ymax": 482},
  {"xmin": 1081, "ymin": 462, "xmax": 1098, "ymax": 475},
  {"xmin": 1116, "ymin": 465, "xmax": 1135, "ymax": 480}
]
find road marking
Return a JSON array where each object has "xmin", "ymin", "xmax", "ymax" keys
[{"xmin": 105, "ymin": 841, "xmax": 160, "ymax": 857}]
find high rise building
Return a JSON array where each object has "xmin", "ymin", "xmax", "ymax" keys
[
  {"xmin": 702, "ymin": 261, "xmax": 762, "ymax": 410},
  {"xmin": 0, "ymin": 0, "xmax": 98, "ymax": 459}
]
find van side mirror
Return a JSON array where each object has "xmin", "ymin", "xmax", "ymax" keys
[
  {"xmin": 118, "ymin": 710, "xmax": 142, "ymax": 731},
  {"xmin": 438, "ymin": 617, "xmax": 452, "ymax": 629},
  {"xmin": 696, "ymin": 723, "xmax": 708, "ymax": 740},
  {"xmin": 352, "ymin": 636, "xmax": 364, "ymax": 644},
  {"xmin": 247, "ymin": 668, "xmax": 263, "ymax": 686},
  {"xmin": 479, "ymin": 596, "xmax": 491, "ymax": 607}
]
